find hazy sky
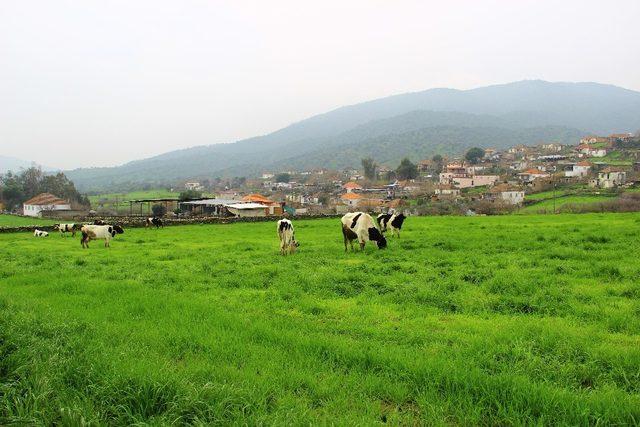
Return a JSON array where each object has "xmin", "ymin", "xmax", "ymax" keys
[{"xmin": 1, "ymin": 0, "xmax": 639, "ymax": 169}]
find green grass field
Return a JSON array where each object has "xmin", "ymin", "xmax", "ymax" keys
[
  {"xmin": 1, "ymin": 215, "xmax": 639, "ymax": 424},
  {"xmin": 0, "ymin": 214, "xmax": 57, "ymax": 227},
  {"xmin": 519, "ymin": 195, "xmax": 617, "ymax": 214}
]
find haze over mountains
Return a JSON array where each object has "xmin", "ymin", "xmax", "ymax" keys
[{"xmin": 64, "ymin": 80, "xmax": 640, "ymax": 192}]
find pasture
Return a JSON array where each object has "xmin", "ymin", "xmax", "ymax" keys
[
  {"xmin": 0, "ymin": 214, "xmax": 57, "ymax": 227},
  {"xmin": 1, "ymin": 214, "xmax": 639, "ymax": 424}
]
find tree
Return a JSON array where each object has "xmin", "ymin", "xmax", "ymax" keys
[
  {"xmin": 179, "ymin": 190, "xmax": 202, "ymax": 201},
  {"xmin": 151, "ymin": 204, "xmax": 167, "ymax": 217},
  {"xmin": 431, "ymin": 154, "xmax": 444, "ymax": 174},
  {"xmin": 275, "ymin": 173, "xmax": 290, "ymax": 183},
  {"xmin": 465, "ymin": 147, "xmax": 485, "ymax": 164},
  {"xmin": 361, "ymin": 157, "xmax": 377, "ymax": 180},
  {"xmin": 396, "ymin": 158, "xmax": 418, "ymax": 180}
]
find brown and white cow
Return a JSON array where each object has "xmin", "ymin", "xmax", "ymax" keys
[{"xmin": 80, "ymin": 224, "xmax": 124, "ymax": 248}]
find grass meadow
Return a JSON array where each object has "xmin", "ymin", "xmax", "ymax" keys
[
  {"xmin": 1, "ymin": 214, "xmax": 640, "ymax": 424},
  {"xmin": 0, "ymin": 214, "xmax": 57, "ymax": 227}
]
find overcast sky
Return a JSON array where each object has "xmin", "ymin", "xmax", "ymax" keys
[{"xmin": 1, "ymin": 0, "xmax": 639, "ymax": 169}]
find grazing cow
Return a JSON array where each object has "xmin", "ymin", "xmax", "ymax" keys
[
  {"xmin": 378, "ymin": 212, "xmax": 406, "ymax": 238},
  {"xmin": 80, "ymin": 224, "xmax": 124, "ymax": 248},
  {"xmin": 145, "ymin": 217, "xmax": 163, "ymax": 229},
  {"xmin": 341, "ymin": 212, "xmax": 387, "ymax": 252},
  {"xmin": 53, "ymin": 223, "xmax": 80, "ymax": 237},
  {"xmin": 277, "ymin": 218, "xmax": 299, "ymax": 255},
  {"xmin": 33, "ymin": 229, "xmax": 49, "ymax": 237}
]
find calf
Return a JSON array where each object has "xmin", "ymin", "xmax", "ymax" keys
[
  {"xmin": 341, "ymin": 212, "xmax": 387, "ymax": 251},
  {"xmin": 53, "ymin": 223, "xmax": 80, "ymax": 237},
  {"xmin": 33, "ymin": 229, "xmax": 49, "ymax": 237},
  {"xmin": 145, "ymin": 217, "xmax": 163, "ymax": 228},
  {"xmin": 80, "ymin": 224, "xmax": 124, "ymax": 248},
  {"xmin": 277, "ymin": 218, "xmax": 299, "ymax": 255}
]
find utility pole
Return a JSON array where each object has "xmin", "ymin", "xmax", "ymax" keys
[{"xmin": 553, "ymin": 179, "xmax": 556, "ymax": 214}]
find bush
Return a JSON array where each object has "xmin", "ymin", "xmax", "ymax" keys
[{"xmin": 152, "ymin": 204, "xmax": 167, "ymax": 217}]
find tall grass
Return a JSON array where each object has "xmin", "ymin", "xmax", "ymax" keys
[{"xmin": 1, "ymin": 214, "xmax": 639, "ymax": 424}]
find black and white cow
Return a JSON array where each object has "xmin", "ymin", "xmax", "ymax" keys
[
  {"xmin": 277, "ymin": 218, "xmax": 299, "ymax": 255},
  {"xmin": 53, "ymin": 223, "xmax": 80, "ymax": 237},
  {"xmin": 93, "ymin": 219, "xmax": 106, "ymax": 225},
  {"xmin": 80, "ymin": 224, "xmax": 124, "ymax": 248},
  {"xmin": 33, "ymin": 229, "xmax": 49, "ymax": 237},
  {"xmin": 377, "ymin": 212, "xmax": 406, "ymax": 238},
  {"xmin": 341, "ymin": 212, "xmax": 387, "ymax": 251},
  {"xmin": 145, "ymin": 217, "xmax": 163, "ymax": 229}
]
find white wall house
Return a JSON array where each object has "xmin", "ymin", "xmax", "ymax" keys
[
  {"xmin": 564, "ymin": 162, "xmax": 591, "ymax": 178},
  {"xmin": 589, "ymin": 170, "xmax": 626, "ymax": 189},
  {"xmin": 23, "ymin": 193, "xmax": 71, "ymax": 217}
]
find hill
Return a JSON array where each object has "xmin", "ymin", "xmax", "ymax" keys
[{"xmin": 65, "ymin": 80, "xmax": 640, "ymax": 191}]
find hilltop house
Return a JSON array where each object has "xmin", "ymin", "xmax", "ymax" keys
[
  {"xmin": 184, "ymin": 181, "xmax": 204, "ymax": 191},
  {"xmin": 577, "ymin": 144, "xmax": 607, "ymax": 158},
  {"xmin": 23, "ymin": 193, "xmax": 71, "ymax": 217},
  {"xmin": 589, "ymin": 169, "xmax": 626, "ymax": 189}
]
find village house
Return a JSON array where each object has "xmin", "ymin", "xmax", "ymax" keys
[
  {"xmin": 539, "ymin": 143, "xmax": 563, "ymax": 152},
  {"xmin": 261, "ymin": 173, "xmax": 275, "ymax": 179},
  {"xmin": 184, "ymin": 181, "xmax": 204, "ymax": 191},
  {"xmin": 608, "ymin": 133, "xmax": 634, "ymax": 143},
  {"xmin": 580, "ymin": 136, "xmax": 610, "ymax": 145},
  {"xmin": 241, "ymin": 193, "xmax": 283, "ymax": 215},
  {"xmin": 342, "ymin": 181, "xmax": 363, "ymax": 193},
  {"xmin": 22, "ymin": 193, "xmax": 71, "ymax": 217},
  {"xmin": 439, "ymin": 162, "xmax": 498, "ymax": 189},
  {"xmin": 487, "ymin": 184, "xmax": 525, "ymax": 205},
  {"xmin": 518, "ymin": 168, "xmax": 550, "ymax": 183},
  {"xmin": 589, "ymin": 169, "xmax": 627, "ymax": 189},
  {"xmin": 564, "ymin": 161, "xmax": 592, "ymax": 178},
  {"xmin": 433, "ymin": 183, "xmax": 460, "ymax": 199},
  {"xmin": 577, "ymin": 144, "xmax": 607, "ymax": 158},
  {"xmin": 340, "ymin": 192, "xmax": 362, "ymax": 207}
]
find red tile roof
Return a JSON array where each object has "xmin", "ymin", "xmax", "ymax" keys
[{"xmin": 23, "ymin": 193, "xmax": 68, "ymax": 206}]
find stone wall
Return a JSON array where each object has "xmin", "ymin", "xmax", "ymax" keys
[{"xmin": 0, "ymin": 214, "xmax": 343, "ymax": 233}]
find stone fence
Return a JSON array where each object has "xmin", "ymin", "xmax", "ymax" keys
[{"xmin": 0, "ymin": 213, "xmax": 343, "ymax": 233}]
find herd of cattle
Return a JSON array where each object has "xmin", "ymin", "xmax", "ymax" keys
[{"xmin": 32, "ymin": 212, "xmax": 406, "ymax": 253}]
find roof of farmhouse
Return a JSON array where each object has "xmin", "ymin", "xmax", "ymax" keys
[
  {"xmin": 23, "ymin": 193, "xmax": 68, "ymax": 206},
  {"xmin": 180, "ymin": 198, "xmax": 237, "ymax": 206},
  {"xmin": 225, "ymin": 203, "xmax": 267, "ymax": 209}
]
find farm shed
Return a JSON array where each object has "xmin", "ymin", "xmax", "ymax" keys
[
  {"xmin": 179, "ymin": 198, "xmax": 236, "ymax": 216},
  {"xmin": 224, "ymin": 203, "xmax": 269, "ymax": 218}
]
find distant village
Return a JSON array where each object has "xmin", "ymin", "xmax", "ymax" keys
[{"xmin": 8, "ymin": 132, "xmax": 640, "ymax": 219}]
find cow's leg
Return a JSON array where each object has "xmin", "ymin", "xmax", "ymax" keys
[{"xmin": 359, "ymin": 241, "xmax": 365, "ymax": 251}]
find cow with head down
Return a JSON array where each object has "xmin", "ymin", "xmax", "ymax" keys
[
  {"xmin": 53, "ymin": 223, "xmax": 81, "ymax": 237},
  {"xmin": 341, "ymin": 212, "xmax": 387, "ymax": 252},
  {"xmin": 80, "ymin": 224, "xmax": 124, "ymax": 248}
]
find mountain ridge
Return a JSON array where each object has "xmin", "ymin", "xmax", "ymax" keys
[{"xmin": 64, "ymin": 80, "xmax": 640, "ymax": 191}]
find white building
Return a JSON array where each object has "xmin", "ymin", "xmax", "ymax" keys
[
  {"xmin": 22, "ymin": 193, "xmax": 71, "ymax": 217},
  {"xmin": 589, "ymin": 170, "xmax": 626, "ymax": 189},
  {"xmin": 564, "ymin": 161, "xmax": 592, "ymax": 178},
  {"xmin": 488, "ymin": 184, "xmax": 525, "ymax": 205},
  {"xmin": 184, "ymin": 182, "xmax": 204, "ymax": 191}
]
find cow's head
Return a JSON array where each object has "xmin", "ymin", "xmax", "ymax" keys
[
  {"xmin": 53, "ymin": 224, "xmax": 61, "ymax": 231},
  {"xmin": 368, "ymin": 227, "xmax": 387, "ymax": 249},
  {"xmin": 393, "ymin": 213, "xmax": 406, "ymax": 227},
  {"xmin": 113, "ymin": 225, "xmax": 125, "ymax": 234}
]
